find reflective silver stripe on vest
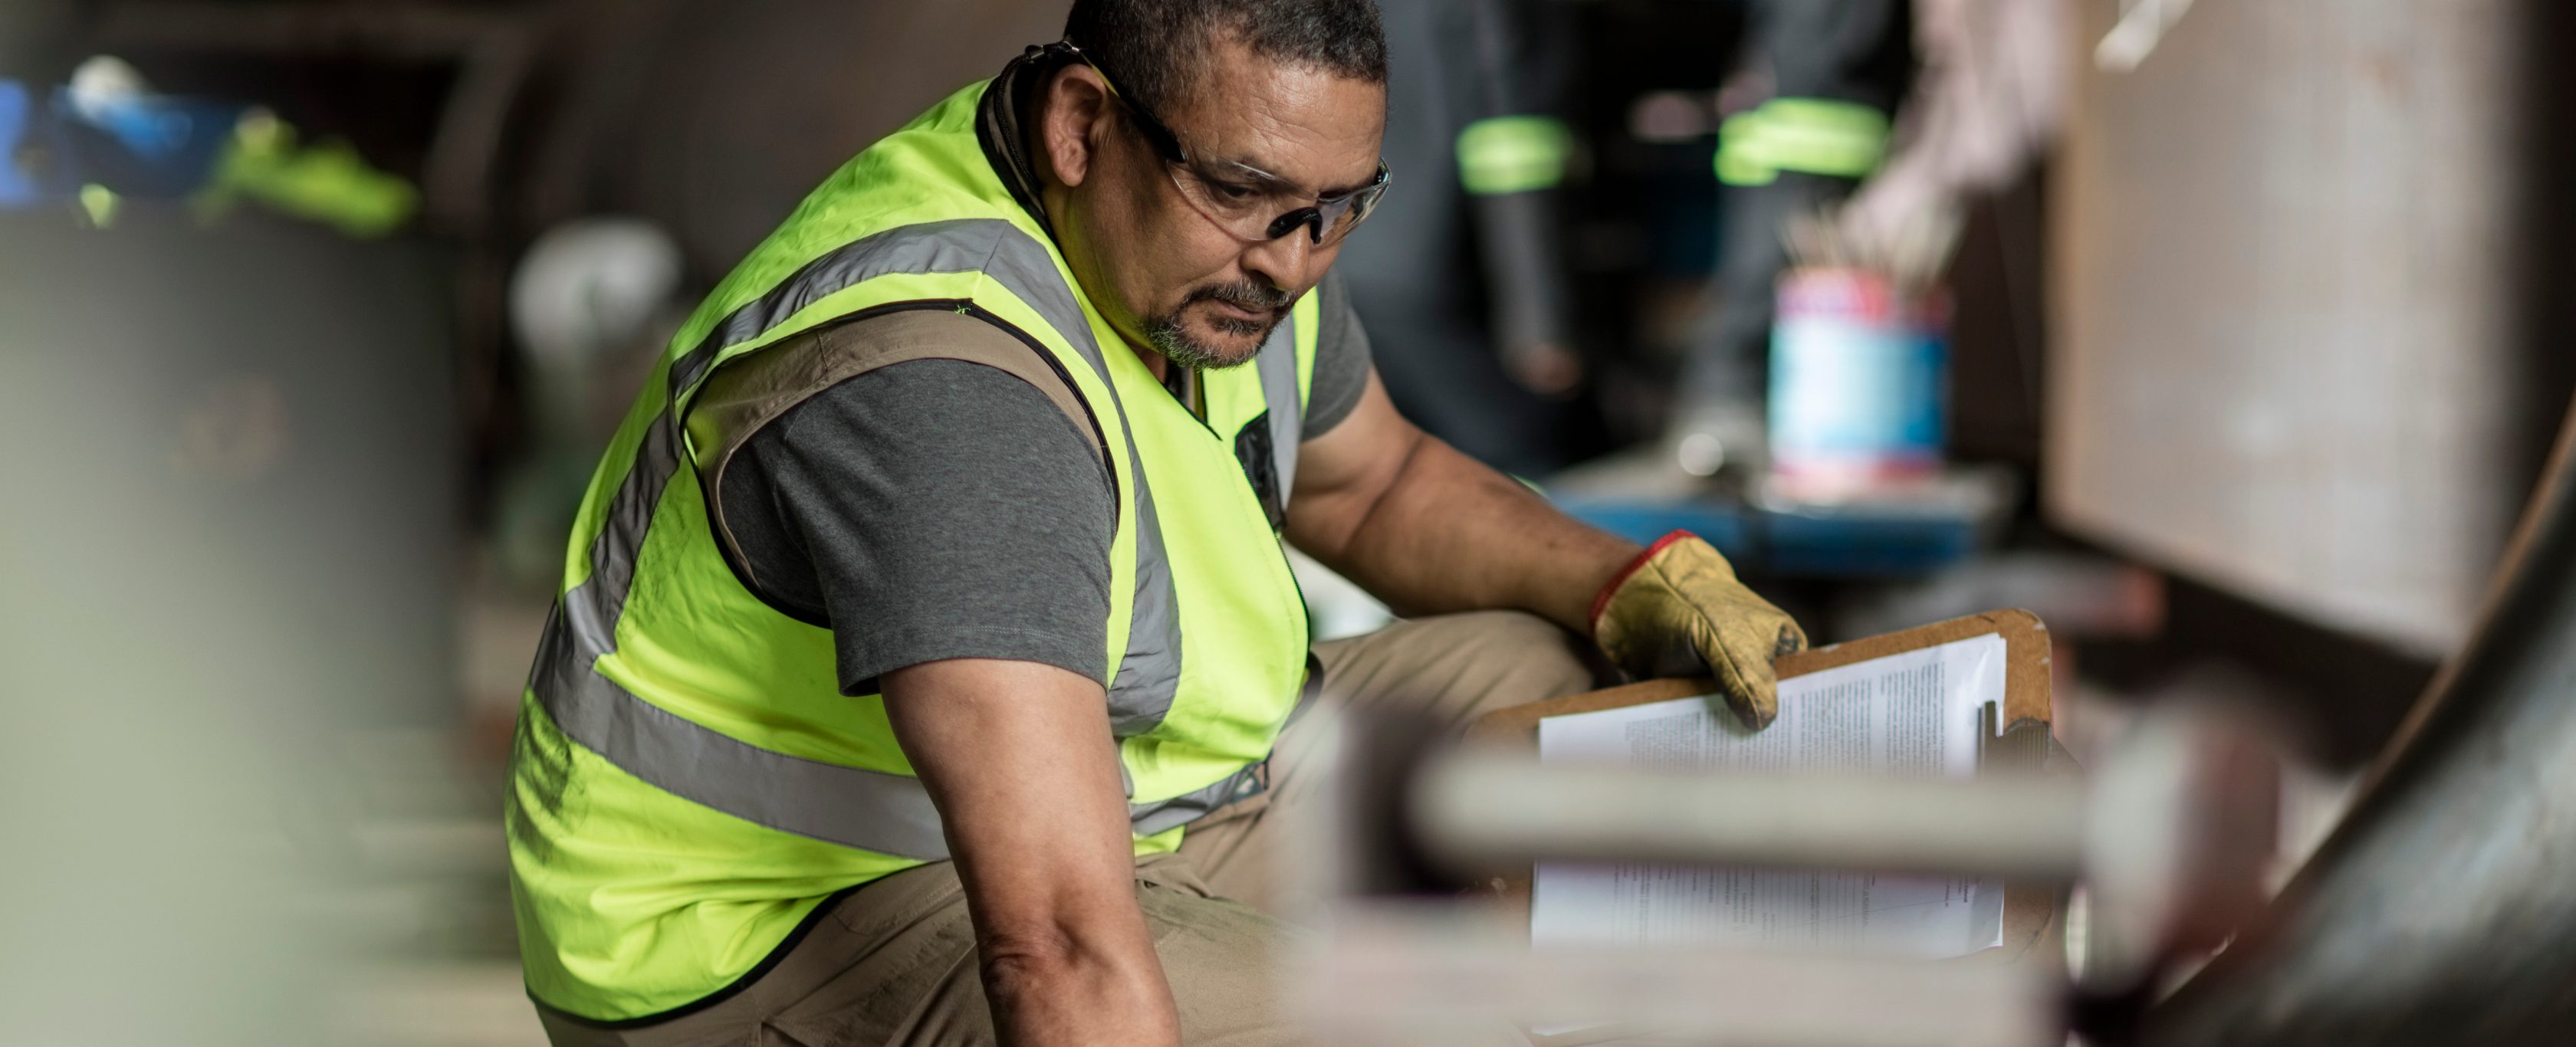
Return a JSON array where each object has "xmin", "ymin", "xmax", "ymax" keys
[
  {"xmin": 1254, "ymin": 315, "xmax": 1303, "ymax": 513},
  {"xmin": 1107, "ymin": 481, "xmax": 1181, "ymax": 736},
  {"xmin": 531, "ymin": 218, "xmax": 1220, "ymax": 860},
  {"xmin": 1130, "ymin": 651, "xmax": 1325, "ymax": 835},
  {"xmin": 537, "ymin": 615, "xmax": 955, "ymax": 855},
  {"xmin": 1110, "ymin": 306, "xmax": 1306, "ymax": 735},
  {"xmin": 1132, "ymin": 763, "xmax": 1267, "ymax": 838},
  {"xmin": 966, "ymin": 218, "xmax": 1185, "ymax": 736}
]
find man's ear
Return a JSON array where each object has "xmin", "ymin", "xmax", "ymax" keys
[{"xmin": 1040, "ymin": 66, "xmax": 1114, "ymax": 189}]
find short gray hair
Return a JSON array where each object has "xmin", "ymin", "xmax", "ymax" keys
[{"xmin": 1063, "ymin": 0, "xmax": 1389, "ymax": 116}]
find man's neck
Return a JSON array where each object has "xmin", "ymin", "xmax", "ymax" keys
[
  {"xmin": 1132, "ymin": 340, "xmax": 1175, "ymax": 383},
  {"xmin": 1002, "ymin": 69, "xmax": 1182, "ymax": 392}
]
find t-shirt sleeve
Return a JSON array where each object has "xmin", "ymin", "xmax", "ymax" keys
[
  {"xmin": 1302, "ymin": 268, "xmax": 1375, "ymax": 438},
  {"xmin": 720, "ymin": 358, "xmax": 1115, "ymax": 695}
]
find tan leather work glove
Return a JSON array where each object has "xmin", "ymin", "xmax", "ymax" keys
[{"xmin": 1591, "ymin": 530, "xmax": 1809, "ymax": 730}]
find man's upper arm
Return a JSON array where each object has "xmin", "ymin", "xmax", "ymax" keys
[
  {"xmin": 715, "ymin": 320, "xmax": 1117, "ymax": 695},
  {"xmin": 1286, "ymin": 270, "xmax": 1423, "ymax": 553},
  {"xmin": 879, "ymin": 657, "xmax": 1135, "ymax": 898},
  {"xmin": 706, "ymin": 317, "xmax": 1172, "ymax": 1039},
  {"xmin": 1300, "ymin": 269, "xmax": 1375, "ymax": 438},
  {"xmin": 1286, "ymin": 359, "xmax": 1424, "ymax": 561}
]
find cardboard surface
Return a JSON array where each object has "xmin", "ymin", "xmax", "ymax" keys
[{"xmin": 1468, "ymin": 609, "xmax": 2063, "ymax": 967}]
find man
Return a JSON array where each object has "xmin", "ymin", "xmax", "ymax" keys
[
  {"xmin": 1334, "ymin": 0, "xmax": 1586, "ymax": 474},
  {"xmin": 508, "ymin": 2, "xmax": 1804, "ymax": 1044},
  {"xmin": 1670, "ymin": 0, "xmax": 1913, "ymax": 475}
]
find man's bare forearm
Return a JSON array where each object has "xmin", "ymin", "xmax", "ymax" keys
[
  {"xmin": 968, "ymin": 868, "xmax": 1177, "ymax": 1045},
  {"xmin": 1291, "ymin": 425, "xmax": 1637, "ymax": 634},
  {"xmin": 981, "ymin": 928, "xmax": 1176, "ymax": 1046},
  {"xmin": 882, "ymin": 658, "xmax": 1182, "ymax": 1047}
]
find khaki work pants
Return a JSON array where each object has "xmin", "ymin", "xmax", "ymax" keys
[{"xmin": 537, "ymin": 611, "xmax": 1602, "ymax": 1047}]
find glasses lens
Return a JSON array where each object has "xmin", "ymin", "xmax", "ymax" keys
[
  {"xmin": 1163, "ymin": 159, "xmax": 1391, "ymax": 245},
  {"xmin": 1310, "ymin": 172, "xmax": 1388, "ymax": 247},
  {"xmin": 1165, "ymin": 165, "xmax": 1300, "ymax": 235}
]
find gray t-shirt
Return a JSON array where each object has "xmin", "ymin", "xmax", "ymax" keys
[{"xmin": 717, "ymin": 274, "xmax": 1373, "ymax": 694}]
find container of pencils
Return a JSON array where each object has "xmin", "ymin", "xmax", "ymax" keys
[{"xmin": 1766, "ymin": 266, "xmax": 1950, "ymax": 500}]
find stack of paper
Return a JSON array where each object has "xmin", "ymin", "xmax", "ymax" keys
[{"xmin": 1530, "ymin": 634, "xmax": 2009, "ymax": 958}]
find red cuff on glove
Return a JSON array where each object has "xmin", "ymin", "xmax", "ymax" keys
[{"xmin": 1589, "ymin": 530, "xmax": 1697, "ymax": 625}]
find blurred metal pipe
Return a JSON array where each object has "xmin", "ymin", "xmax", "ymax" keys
[
  {"xmin": 1410, "ymin": 750, "xmax": 2088, "ymax": 879},
  {"xmin": 422, "ymin": 27, "xmax": 537, "ymax": 232},
  {"xmin": 1401, "ymin": 711, "xmax": 2279, "ymax": 1006},
  {"xmin": 1306, "ymin": 912, "xmax": 2055, "ymax": 1047},
  {"xmin": 2149, "ymin": 396, "xmax": 2576, "ymax": 1045}
]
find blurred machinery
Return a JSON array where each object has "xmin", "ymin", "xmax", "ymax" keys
[
  {"xmin": 1295, "ymin": 702, "xmax": 2279, "ymax": 1045},
  {"xmin": 2140, "ymin": 402, "xmax": 2576, "ymax": 1044},
  {"xmin": 1299, "ymin": 395, "xmax": 2576, "ymax": 1045}
]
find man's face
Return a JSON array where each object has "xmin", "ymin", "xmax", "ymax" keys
[{"xmin": 1047, "ymin": 38, "xmax": 1385, "ymax": 369}]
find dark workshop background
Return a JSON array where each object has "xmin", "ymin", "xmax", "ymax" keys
[{"xmin": 3, "ymin": 2, "xmax": 2570, "ymax": 1043}]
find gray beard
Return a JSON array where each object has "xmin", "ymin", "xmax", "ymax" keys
[{"xmin": 1145, "ymin": 311, "xmax": 1274, "ymax": 370}]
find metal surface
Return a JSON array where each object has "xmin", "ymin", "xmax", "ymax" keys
[
  {"xmin": 1411, "ymin": 750, "xmax": 2089, "ymax": 878},
  {"xmin": 1310, "ymin": 695, "xmax": 2288, "ymax": 1043},
  {"xmin": 2049, "ymin": 0, "xmax": 2535, "ymax": 655},
  {"xmin": 1306, "ymin": 910, "xmax": 2055, "ymax": 1047},
  {"xmin": 1408, "ymin": 711, "xmax": 2275, "ymax": 996},
  {"xmin": 2147, "ymin": 397, "xmax": 2576, "ymax": 1045}
]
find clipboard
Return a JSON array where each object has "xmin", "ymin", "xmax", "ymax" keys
[{"xmin": 1464, "ymin": 609, "xmax": 2065, "ymax": 970}]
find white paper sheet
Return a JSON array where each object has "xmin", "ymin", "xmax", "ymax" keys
[{"xmin": 1530, "ymin": 632, "xmax": 2009, "ymax": 958}]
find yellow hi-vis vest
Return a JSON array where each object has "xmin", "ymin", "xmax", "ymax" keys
[{"xmin": 507, "ymin": 78, "xmax": 1321, "ymax": 1022}]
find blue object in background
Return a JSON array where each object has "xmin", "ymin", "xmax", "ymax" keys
[
  {"xmin": 0, "ymin": 77, "xmax": 249, "ymax": 209},
  {"xmin": 1768, "ymin": 269, "xmax": 1950, "ymax": 494},
  {"xmin": 1556, "ymin": 485, "xmax": 1996, "ymax": 578},
  {"xmin": 0, "ymin": 80, "xmax": 48, "ymax": 207},
  {"xmin": 73, "ymin": 84, "xmax": 199, "ymax": 158},
  {"xmin": 1556, "ymin": 463, "xmax": 2019, "ymax": 581},
  {"xmin": 53, "ymin": 87, "xmax": 245, "ymax": 198}
]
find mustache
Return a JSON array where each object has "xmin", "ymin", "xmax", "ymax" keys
[{"xmin": 1185, "ymin": 280, "xmax": 1296, "ymax": 314}]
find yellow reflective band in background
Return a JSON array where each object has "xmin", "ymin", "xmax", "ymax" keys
[
  {"xmin": 196, "ymin": 110, "xmax": 419, "ymax": 238},
  {"xmin": 1714, "ymin": 97, "xmax": 1889, "ymax": 186},
  {"xmin": 1457, "ymin": 114, "xmax": 1572, "ymax": 195},
  {"xmin": 77, "ymin": 183, "xmax": 120, "ymax": 228}
]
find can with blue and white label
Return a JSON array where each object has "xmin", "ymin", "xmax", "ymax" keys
[{"xmin": 1767, "ymin": 267, "xmax": 1949, "ymax": 498}]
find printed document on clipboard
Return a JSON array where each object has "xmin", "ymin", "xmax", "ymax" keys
[{"xmin": 1529, "ymin": 633, "xmax": 2011, "ymax": 959}]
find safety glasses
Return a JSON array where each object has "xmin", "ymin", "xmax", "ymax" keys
[{"xmin": 1049, "ymin": 41, "xmax": 1391, "ymax": 247}]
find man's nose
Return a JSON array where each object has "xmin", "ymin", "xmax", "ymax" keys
[{"xmin": 1240, "ymin": 227, "xmax": 1322, "ymax": 290}]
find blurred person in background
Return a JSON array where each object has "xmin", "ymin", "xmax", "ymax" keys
[
  {"xmin": 506, "ymin": 2, "xmax": 1805, "ymax": 1045},
  {"xmin": 1331, "ymin": 0, "xmax": 1584, "ymax": 476},
  {"xmin": 1833, "ymin": 0, "xmax": 2065, "ymax": 271},
  {"xmin": 1659, "ymin": 0, "xmax": 2064, "ymax": 480},
  {"xmin": 1668, "ymin": 0, "xmax": 1914, "ymax": 478}
]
